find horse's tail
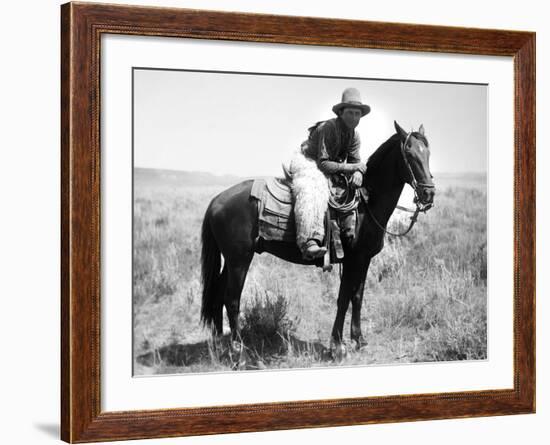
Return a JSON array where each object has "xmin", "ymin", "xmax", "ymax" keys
[{"xmin": 200, "ymin": 209, "xmax": 222, "ymax": 330}]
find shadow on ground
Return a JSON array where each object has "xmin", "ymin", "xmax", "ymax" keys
[{"xmin": 136, "ymin": 334, "xmax": 332, "ymax": 372}]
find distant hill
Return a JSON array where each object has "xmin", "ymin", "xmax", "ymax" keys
[
  {"xmin": 134, "ymin": 167, "xmax": 486, "ymax": 190},
  {"xmin": 134, "ymin": 167, "xmax": 244, "ymax": 187},
  {"xmin": 432, "ymin": 172, "xmax": 487, "ymax": 180},
  {"xmin": 431, "ymin": 172, "xmax": 487, "ymax": 190}
]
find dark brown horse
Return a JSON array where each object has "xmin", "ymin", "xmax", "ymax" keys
[{"xmin": 200, "ymin": 121, "xmax": 435, "ymax": 355}]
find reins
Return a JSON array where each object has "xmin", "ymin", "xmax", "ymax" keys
[
  {"xmin": 366, "ymin": 203, "xmax": 424, "ymax": 237},
  {"xmin": 366, "ymin": 132, "xmax": 434, "ymax": 237}
]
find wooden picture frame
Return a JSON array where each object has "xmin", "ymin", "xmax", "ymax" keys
[{"xmin": 61, "ymin": 2, "xmax": 535, "ymax": 442}]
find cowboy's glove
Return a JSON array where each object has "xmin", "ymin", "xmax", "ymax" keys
[{"xmin": 351, "ymin": 171, "xmax": 363, "ymax": 188}]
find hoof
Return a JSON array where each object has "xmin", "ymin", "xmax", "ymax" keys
[
  {"xmin": 351, "ymin": 337, "xmax": 368, "ymax": 351},
  {"xmin": 230, "ymin": 340, "xmax": 247, "ymax": 370},
  {"xmin": 330, "ymin": 342, "xmax": 347, "ymax": 362},
  {"xmin": 231, "ymin": 359, "xmax": 247, "ymax": 370}
]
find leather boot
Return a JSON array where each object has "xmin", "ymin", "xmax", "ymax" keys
[{"xmin": 302, "ymin": 239, "xmax": 327, "ymax": 260}]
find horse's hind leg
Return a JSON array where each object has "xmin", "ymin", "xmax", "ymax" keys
[
  {"xmin": 331, "ymin": 255, "xmax": 369, "ymax": 355},
  {"xmin": 223, "ymin": 258, "xmax": 252, "ymax": 347},
  {"xmin": 211, "ymin": 267, "xmax": 227, "ymax": 337}
]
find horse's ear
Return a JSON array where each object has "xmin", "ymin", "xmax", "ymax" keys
[
  {"xmin": 394, "ymin": 121, "xmax": 407, "ymax": 140},
  {"xmin": 418, "ymin": 124, "xmax": 425, "ymax": 136}
]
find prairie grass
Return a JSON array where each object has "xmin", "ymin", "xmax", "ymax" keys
[{"xmin": 133, "ymin": 172, "xmax": 487, "ymax": 375}]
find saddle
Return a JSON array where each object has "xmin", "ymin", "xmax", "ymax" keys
[
  {"xmin": 250, "ymin": 177, "xmax": 296, "ymax": 243},
  {"xmin": 250, "ymin": 172, "xmax": 366, "ymax": 270}
]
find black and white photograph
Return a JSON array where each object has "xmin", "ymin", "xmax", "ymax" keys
[{"xmin": 132, "ymin": 69, "xmax": 487, "ymax": 376}]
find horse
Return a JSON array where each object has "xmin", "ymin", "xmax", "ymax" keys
[{"xmin": 200, "ymin": 120, "xmax": 435, "ymax": 357}]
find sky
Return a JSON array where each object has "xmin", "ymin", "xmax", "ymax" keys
[{"xmin": 134, "ymin": 68, "xmax": 487, "ymax": 177}]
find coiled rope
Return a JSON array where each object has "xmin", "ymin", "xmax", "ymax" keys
[{"xmin": 327, "ymin": 174, "xmax": 359, "ymax": 213}]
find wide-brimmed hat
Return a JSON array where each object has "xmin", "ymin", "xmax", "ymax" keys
[{"xmin": 332, "ymin": 87, "xmax": 371, "ymax": 117}]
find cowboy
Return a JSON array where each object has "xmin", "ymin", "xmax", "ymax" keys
[{"xmin": 290, "ymin": 87, "xmax": 370, "ymax": 260}]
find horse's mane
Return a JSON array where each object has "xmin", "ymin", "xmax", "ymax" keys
[
  {"xmin": 366, "ymin": 131, "xmax": 428, "ymax": 174},
  {"xmin": 366, "ymin": 133, "xmax": 400, "ymax": 172}
]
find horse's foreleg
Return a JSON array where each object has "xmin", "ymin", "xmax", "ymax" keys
[
  {"xmin": 331, "ymin": 256, "xmax": 369, "ymax": 348},
  {"xmin": 331, "ymin": 285, "xmax": 351, "ymax": 346},
  {"xmin": 350, "ymin": 258, "xmax": 370, "ymax": 349},
  {"xmin": 223, "ymin": 260, "xmax": 251, "ymax": 346}
]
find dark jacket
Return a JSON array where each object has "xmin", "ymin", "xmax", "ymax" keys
[{"xmin": 300, "ymin": 117, "xmax": 361, "ymax": 175}]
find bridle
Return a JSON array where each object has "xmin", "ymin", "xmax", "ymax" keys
[
  {"xmin": 367, "ymin": 132, "xmax": 435, "ymax": 237},
  {"xmin": 399, "ymin": 132, "xmax": 435, "ymax": 212}
]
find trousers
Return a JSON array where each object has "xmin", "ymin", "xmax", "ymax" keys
[{"xmin": 289, "ymin": 150, "xmax": 330, "ymax": 251}]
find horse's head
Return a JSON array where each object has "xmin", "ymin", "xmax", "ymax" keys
[{"xmin": 394, "ymin": 121, "xmax": 435, "ymax": 209}]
